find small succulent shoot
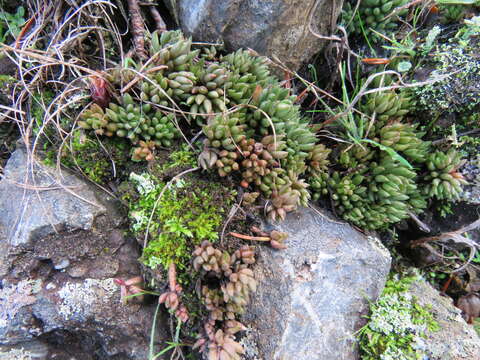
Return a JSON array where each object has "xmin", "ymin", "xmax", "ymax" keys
[
  {"xmin": 207, "ymin": 329, "xmax": 244, "ymax": 360},
  {"xmin": 132, "ymin": 140, "xmax": 156, "ymax": 162},
  {"xmin": 158, "ymin": 263, "xmax": 189, "ymax": 322},
  {"xmin": 198, "ymin": 142, "xmax": 219, "ymax": 169},
  {"xmin": 193, "ymin": 240, "xmax": 232, "ymax": 274},
  {"xmin": 266, "ymin": 187, "xmax": 299, "ymax": 222},
  {"xmin": 242, "ymin": 191, "xmax": 260, "ymax": 206},
  {"xmin": 114, "ymin": 276, "xmax": 144, "ymax": 304}
]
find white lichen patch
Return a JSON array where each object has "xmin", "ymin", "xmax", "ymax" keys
[
  {"xmin": 0, "ymin": 279, "xmax": 41, "ymax": 328},
  {"xmin": 239, "ymin": 326, "xmax": 261, "ymax": 360},
  {"xmin": 0, "ymin": 348, "xmax": 32, "ymax": 360},
  {"xmin": 369, "ymin": 292, "xmax": 424, "ymax": 337},
  {"xmin": 129, "ymin": 172, "xmax": 156, "ymax": 195},
  {"xmin": 359, "ymin": 275, "xmax": 440, "ymax": 360},
  {"xmin": 57, "ymin": 278, "xmax": 117, "ymax": 321}
]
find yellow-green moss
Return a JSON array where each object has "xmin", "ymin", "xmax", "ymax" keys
[{"xmin": 127, "ymin": 172, "xmax": 235, "ymax": 275}]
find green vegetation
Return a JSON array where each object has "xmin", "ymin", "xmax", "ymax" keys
[
  {"xmin": 341, "ymin": 0, "xmax": 409, "ymax": 39},
  {"xmin": 78, "ymin": 30, "xmax": 320, "ymax": 222},
  {"xmin": 358, "ymin": 275, "xmax": 440, "ymax": 359},
  {"xmin": 31, "ymin": 90, "xmax": 56, "ymax": 136},
  {"xmin": 0, "ymin": 6, "xmax": 25, "ymax": 43},
  {"xmin": 411, "ymin": 36, "xmax": 480, "ymax": 115},
  {"xmin": 126, "ymin": 170, "xmax": 234, "ymax": 274},
  {"xmin": 44, "ymin": 129, "xmax": 127, "ymax": 184}
]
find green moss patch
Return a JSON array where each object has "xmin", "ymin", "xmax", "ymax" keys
[
  {"xmin": 126, "ymin": 171, "xmax": 235, "ymax": 275},
  {"xmin": 358, "ymin": 275, "xmax": 439, "ymax": 360}
]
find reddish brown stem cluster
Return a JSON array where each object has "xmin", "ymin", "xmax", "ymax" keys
[{"xmin": 158, "ymin": 263, "xmax": 189, "ymax": 322}]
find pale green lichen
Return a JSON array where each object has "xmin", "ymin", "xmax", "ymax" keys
[
  {"xmin": 57, "ymin": 278, "xmax": 117, "ymax": 321},
  {"xmin": 129, "ymin": 172, "xmax": 156, "ymax": 196},
  {"xmin": 0, "ymin": 279, "xmax": 42, "ymax": 329},
  {"xmin": 358, "ymin": 275, "xmax": 439, "ymax": 360}
]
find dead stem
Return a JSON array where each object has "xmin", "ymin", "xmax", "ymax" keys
[{"xmin": 127, "ymin": 0, "xmax": 148, "ymax": 59}]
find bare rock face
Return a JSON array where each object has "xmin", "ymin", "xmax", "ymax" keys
[
  {"xmin": 165, "ymin": 0, "xmax": 342, "ymax": 71},
  {"xmin": 409, "ymin": 280, "xmax": 480, "ymax": 360},
  {"xmin": 242, "ymin": 206, "xmax": 392, "ymax": 360},
  {"xmin": 0, "ymin": 145, "xmax": 168, "ymax": 359}
]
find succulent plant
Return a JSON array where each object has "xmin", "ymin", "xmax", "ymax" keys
[
  {"xmin": 222, "ymin": 49, "xmax": 273, "ymax": 89},
  {"xmin": 342, "ymin": 0, "xmax": 409, "ymax": 37},
  {"xmin": 132, "ymin": 140, "xmax": 155, "ymax": 161},
  {"xmin": 149, "ymin": 30, "xmax": 200, "ymax": 72},
  {"xmin": 266, "ymin": 185, "xmax": 300, "ymax": 222},
  {"xmin": 203, "ymin": 114, "xmax": 246, "ymax": 151},
  {"xmin": 80, "ymin": 93, "xmax": 180, "ymax": 159},
  {"xmin": 221, "ymin": 267, "xmax": 256, "ymax": 307},
  {"xmin": 307, "ymin": 143, "xmax": 331, "ymax": 175},
  {"xmin": 231, "ymin": 245, "xmax": 256, "ymax": 266},
  {"xmin": 139, "ymin": 72, "xmax": 175, "ymax": 107},
  {"xmin": 188, "ymin": 63, "xmax": 231, "ymax": 124},
  {"xmin": 193, "ymin": 240, "xmax": 232, "ymax": 274},
  {"xmin": 158, "ymin": 263, "xmax": 189, "ymax": 322},
  {"xmin": 422, "ymin": 149, "xmax": 468, "ymax": 200},
  {"xmin": 78, "ymin": 103, "xmax": 108, "ymax": 135},
  {"xmin": 310, "ymin": 171, "xmax": 330, "ymax": 201},
  {"xmin": 193, "ymin": 242, "xmax": 256, "ymax": 359},
  {"xmin": 439, "ymin": 4, "xmax": 465, "ymax": 24},
  {"xmin": 324, "ymin": 151, "xmax": 429, "ymax": 230},
  {"xmin": 378, "ymin": 122, "xmax": 430, "ymax": 163},
  {"xmin": 339, "ymin": 144, "xmax": 375, "ymax": 169},
  {"xmin": 239, "ymin": 136, "xmax": 288, "ymax": 187},
  {"xmin": 215, "ymin": 150, "xmax": 241, "ymax": 177},
  {"xmin": 207, "ymin": 329, "xmax": 244, "ymax": 360},
  {"xmin": 360, "ymin": 90, "xmax": 411, "ymax": 130}
]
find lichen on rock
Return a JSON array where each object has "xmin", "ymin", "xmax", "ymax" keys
[{"xmin": 57, "ymin": 278, "xmax": 118, "ymax": 321}]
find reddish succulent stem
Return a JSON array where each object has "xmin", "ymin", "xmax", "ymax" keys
[
  {"xmin": 361, "ymin": 58, "xmax": 391, "ymax": 65},
  {"xmin": 229, "ymin": 232, "xmax": 270, "ymax": 242},
  {"xmin": 168, "ymin": 263, "xmax": 177, "ymax": 291}
]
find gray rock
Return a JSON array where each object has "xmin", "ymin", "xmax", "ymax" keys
[
  {"xmin": 0, "ymin": 145, "xmax": 105, "ymax": 247},
  {"xmin": 165, "ymin": 0, "xmax": 343, "ymax": 71},
  {"xmin": 243, "ymin": 206, "xmax": 391, "ymax": 360},
  {"xmin": 409, "ymin": 279, "xmax": 480, "ymax": 360},
  {"xmin": 0, "ymin": 145, "xmax": 168, "ymax": 359}
]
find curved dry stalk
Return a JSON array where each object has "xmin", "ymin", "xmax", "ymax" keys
[
  {"xmin": 411, "ymin": 219, "xmax": 480, "ymax": 273},
  {"xmin": 3, "ymin": 0, "xmax": 126, "ymax": 238}
]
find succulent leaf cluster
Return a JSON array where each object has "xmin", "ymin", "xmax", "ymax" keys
[
  {"xmin": 308, "ymin": 87, "xmax": 466, "ymax": 230},
  {"xmin": 79, "ymin": 94, "xmax": 181, "ymax": 159},
  {"xmin": 192, "ymin": 241, "xmax": 256, "ymax": 360},
  {"xmin": 423, "ymin": 149, "xmax": 468, "ymax": 200},
  {"xmin": 342, "ymin": 0, "xmax": 409, "ymax": 37},
  {"xmin": 79, "ymin": 30, "xmax": 468, "ymax": 231},
  {"xmin": 361, "ymin": 91, "xmax": 411, "ymax": 128}
]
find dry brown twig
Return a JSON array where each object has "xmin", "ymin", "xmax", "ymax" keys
[
  {"xmin": 127, "ymin": 0, "xmax": 148, "ymax": 59},
  {"xmin": 411, "ymin": 219, "xmax": 480, "ymax": 273}
]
